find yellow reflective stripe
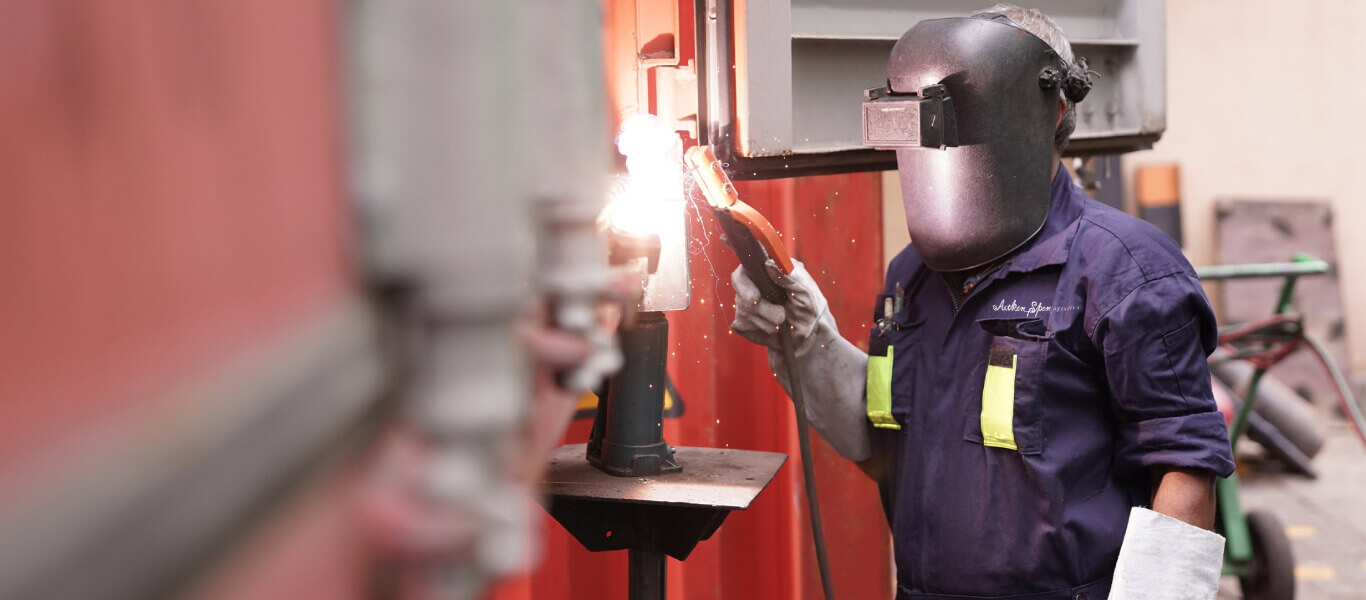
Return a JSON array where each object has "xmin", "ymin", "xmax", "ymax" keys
[
  {"xmin": 980, "ymin": 354, "xmax": 1018, "ymax": 450},
  {"xmin": 867, "ymin": 346, "xmax": 900, "ymax": 430}
]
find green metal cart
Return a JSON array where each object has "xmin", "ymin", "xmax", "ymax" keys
[{"xmin": 1198, "ymin": 255, "xmax": 1366, "ymax": 599}]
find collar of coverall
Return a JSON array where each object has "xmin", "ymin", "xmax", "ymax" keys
[{"xmin": 996, "ymin": 162, "xmax": 1086, "ymax": 277}]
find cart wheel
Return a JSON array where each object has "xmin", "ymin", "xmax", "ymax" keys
[{"xmin": 1239, "ymin": 510, "xmax": 1295, "ymax": 600}]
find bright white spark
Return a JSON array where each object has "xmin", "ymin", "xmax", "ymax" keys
[{"xmin": 603, "ymin": 115, "xmax": 685, "ymax": 236}]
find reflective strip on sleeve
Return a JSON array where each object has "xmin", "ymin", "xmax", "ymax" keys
[
  {"xmin": 866, "ymin": 346, "xmax": 900, "ymax": 430},
  {"xmin": 980, "ymin": 346, "xmax": 1018, "ymax": 450}
]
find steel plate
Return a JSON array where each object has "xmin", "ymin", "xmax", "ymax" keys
[{"xmin": 543, "ymin": 444, "xmax": 786, "ymax": 509}]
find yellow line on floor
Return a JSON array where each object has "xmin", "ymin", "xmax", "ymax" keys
[
  {"xmin": 1284, "ymin": 525, "xmax": 1316, "ymax": 539},
  {"xmin": 1294, "ymin": 564, "xmax": 1336, "ymax": 581}
]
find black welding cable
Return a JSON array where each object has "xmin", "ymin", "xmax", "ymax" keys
[{"xmin": 778, "ymin": 325, "xmax": 837, "ymax": 600}]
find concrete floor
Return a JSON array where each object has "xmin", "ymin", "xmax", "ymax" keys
[{"xmin": 1217, "ymin": 421, "xmax": 1366, "ymax": 599}]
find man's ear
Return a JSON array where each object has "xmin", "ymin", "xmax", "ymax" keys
[{"xmin": 1056, "ymin": 99, "xmax": 1066, "ymax": 129}]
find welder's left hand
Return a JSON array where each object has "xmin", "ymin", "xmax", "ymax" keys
[{"xmin": 730, "ymin": 259, "xmax": 830, "ymax": 350}]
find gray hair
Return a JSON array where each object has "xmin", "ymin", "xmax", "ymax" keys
[{"xmin": 972, "ymin": 4, "xmax": 1076, "ymax": 153}]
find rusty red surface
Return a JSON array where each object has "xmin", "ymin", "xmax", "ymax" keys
[{"xmin": 0, "ymin": 0, "xmax": 351, "ymax": 478}]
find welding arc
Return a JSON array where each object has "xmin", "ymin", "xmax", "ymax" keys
[{"xmin": 779, "ymin": 325, "xmax": 837, "ymax": 600}]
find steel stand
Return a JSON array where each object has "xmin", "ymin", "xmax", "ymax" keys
[
  {"xmin": 548, "ymin": 303, "xmax": 784, "ymax": 600},
  {"xmin": 541, "ymin": 444, "xmax": 784, "ymax": 600},
  {"xmin": 628, "ymin": 550, "xmax": 666, "ymax": 600}
]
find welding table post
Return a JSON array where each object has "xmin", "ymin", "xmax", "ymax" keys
[
  {"xmin": 544, "ymin": 304, "xmax": 785, "ymax": 600},
  {"xmin": 541, "ymin": 444, "xmax": 784, "ymax": 600},
  {"xmin": 629, "ymin": 550, "xmax": 666, "ymax": 600}
]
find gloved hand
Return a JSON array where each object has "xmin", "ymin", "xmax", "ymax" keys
[
  {"xmin": 1109, "ymin": 507, "xmax": 1225, "ymax": 600},
  {"xmin": 731, "ymin": 260, "xmax": 828, "ymax": 350},
  {"xmin": 730, "ymin": 260, "xmax": 871, "ymax": 462}
]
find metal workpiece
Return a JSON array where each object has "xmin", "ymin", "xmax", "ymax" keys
[
  {"xmin": 588, "ymin": 312, "xmax": 680, "ymax": 477},
  {"xmin": 634, "ymin": 198, "xmax": 693, "ymax": 313},
  {"xmin": 603, "ymin": 199, "xmax": 692, "ymax": 314},
  {"xmin": 610, "ymin": 115, "xmax": 692, "ymax": 313}
]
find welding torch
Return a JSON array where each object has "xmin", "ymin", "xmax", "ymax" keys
[{"xmin": 683, "ymin": 145, "xmax": 837, "ymax": 600}]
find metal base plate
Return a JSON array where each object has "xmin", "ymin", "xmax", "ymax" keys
[
  {"xmin": 545, "ymin": 444, "xmax": 785, "ymax": 508},
  {"xmin": 541, "ymin": 444, "xmax": 786, "ymax": 559}
]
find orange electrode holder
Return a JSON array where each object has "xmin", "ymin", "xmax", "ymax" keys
[
  {"xmin": 684, "ymin": 145, "xmax": 794, "ymax": 304},
  {"xmin": 685, "ymin": 145, "xmax": 794, "ymax": 274}
]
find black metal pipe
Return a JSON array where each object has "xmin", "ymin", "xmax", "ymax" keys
[{"xmin": 628, "ymin": 549, "xmax": 667, "ymax": 600}]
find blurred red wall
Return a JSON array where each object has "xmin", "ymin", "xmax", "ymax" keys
[
  {"xmin": 0, "ymin": 1, "xmax": 352, "ymax": 475},
  {"xmin": 0, "ymin": 3, "xmax": 362, "ymax": 599}
]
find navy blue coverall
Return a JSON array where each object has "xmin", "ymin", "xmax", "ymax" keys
[{"xmin": 865, "ymin": 165, "xmax": 1236, "ymax": 599}]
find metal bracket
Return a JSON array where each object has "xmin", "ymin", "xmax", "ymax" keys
[{"xmin": 653, "ymin": 62, "xmax": 698, "ymax": 139}]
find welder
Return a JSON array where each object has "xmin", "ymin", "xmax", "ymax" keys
[{"xmin": 730, "ymin": 5, "xmax": 1235, "ymax": 599}]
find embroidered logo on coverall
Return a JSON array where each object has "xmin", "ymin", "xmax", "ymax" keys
[{"xmin": 990, "ymin": 299, "xmax": 1079, "ymax": 318}]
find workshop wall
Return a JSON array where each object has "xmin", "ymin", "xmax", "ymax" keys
[{"xmin": 1122, "ymin": 0, "xmax": 1366, "ymax": 373}]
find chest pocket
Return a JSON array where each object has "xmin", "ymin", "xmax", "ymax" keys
[{"xmin": 963, "ymin": 318, "xmax": 1051, "ymax": 455}]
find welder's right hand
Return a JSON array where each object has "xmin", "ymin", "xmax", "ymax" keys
[
  {"xmin": 730, "ymin": 259, "xmax": 871, "ymax": 463},
  {"xmin": 730, "ymin": 259, "xmax": 829, "ymax": 350}
]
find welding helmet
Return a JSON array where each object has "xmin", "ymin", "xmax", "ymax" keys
[{"xmin": 862, "ymin": 15, "xmax": 1093, "ymax": 272}]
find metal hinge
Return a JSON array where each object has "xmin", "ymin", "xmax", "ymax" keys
[{"xmin": 652, "ymin": 61, "xmax": 698, "ymax": 140}]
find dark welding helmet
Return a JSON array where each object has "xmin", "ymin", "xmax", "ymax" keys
[{"xmin": 862, "ymin": 16, "xmax": 1093, "ymax": 272}]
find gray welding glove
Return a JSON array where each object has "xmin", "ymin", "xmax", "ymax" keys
[
  {"xmin": 1109, "ymin": 507, "xmax": 1226, "ymax": 600},
  {"xmin": 730, "ymin": 260, "xmax": 826, "ymax": 349},
  {"xmin": 731, "ymin": 260, "xmax": 871, "ymax": 462}
]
